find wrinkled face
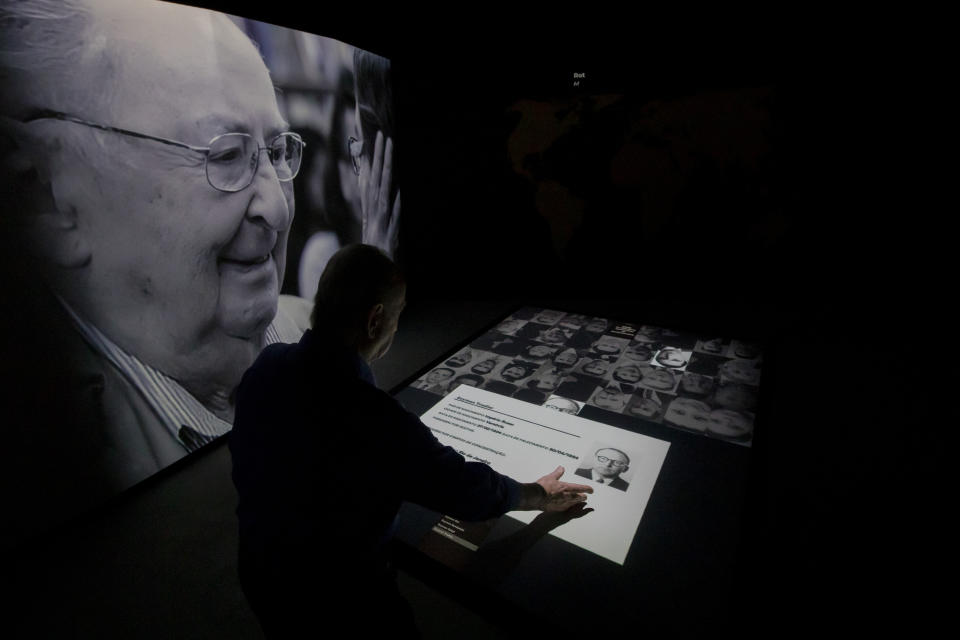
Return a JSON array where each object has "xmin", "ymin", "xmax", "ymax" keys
[
  {"xmin": 593, "ymin": 388, "xmax": 627, "ymax": 410},
  {"xmin": 613, "ymin": 365, "xmax": 642, "ymax": 383},
  {"xmin": 642, "ymin": 368, "xmax": 676, "ymax": 390},
  {"xmin": 544, "ymin": 398, "xmax": 578, "ymax": 414},
  {"xmin": 49, "ymin": 5, "xmax": 294, "ymax": 385},
  {"xmin": 593, "ymin": 448, "xmax": 629, "ymax": 477},
  {"xmin": 655, "ymin": 348, "xmax": 688, "ymax": 368},
  {"xmin": 708, "ymin": 409, "xmax": 753, "ymax": 439},
  {"xmin": 680, "ymin": 372, "xmax": 714, "ymax": 395},
  {"xmin": 426, "ymin": 368, "xmax": 454, "ymax": 385},
  {"xmin": 721, "ymin": 359, "xmax": 760, "ymax": 385},
  {"xmin": 501, "ymin": 365, "xmax": 526, "ymax": 381},
  {"xmin": 446, "ymin": 350, "xmax": 473, "ymax": 367},
  {"xmin": 664, "ymin": 397, "xmax": 710, "ymax": 431},
  {"xmin": 555, "ymin": 348, "xmax": 579, "ymax": 366},
  {"xmin": 471, "ymin": 359, "xmax": 496, "ymax": 374}
]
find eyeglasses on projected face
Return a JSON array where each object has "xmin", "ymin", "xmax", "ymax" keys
[
  {"xmin": 596, "ymin": 455, "xmax": 627, "ymax": 468},
  {"xmin": 19, "ymin": 110, "xmax": 304, "ymax": 193}
]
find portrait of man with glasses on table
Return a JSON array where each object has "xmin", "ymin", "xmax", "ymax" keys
[
  {"xmin": 575, "ymin": 446, "xmax": 633, "ymax": 491},
  {"xmin": 0, "ymin": 0, "xmax": 386, "ymax": 539}
]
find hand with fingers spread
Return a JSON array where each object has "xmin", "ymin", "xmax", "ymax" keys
[
  {"xmin": 515, "ymin": 466, "xmax": 593, "ymax": 512},
  {"xmin": 360, "ymin": 130, "xmax": 400, "ymax": 258}
]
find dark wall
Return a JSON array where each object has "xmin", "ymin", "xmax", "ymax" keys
[{"xmin": 197, "ymin": 4, "xmax": 868, "ymax": 336}]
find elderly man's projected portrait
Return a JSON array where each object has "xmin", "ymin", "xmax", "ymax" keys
[{"xmin": 0, "ymin": 0, "xmax": 399, "ymax": 541}]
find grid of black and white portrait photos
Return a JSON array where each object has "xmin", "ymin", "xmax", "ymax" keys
[{"xmin": 408, "ymin": 307, "xmax": 762, "ymax": 446}]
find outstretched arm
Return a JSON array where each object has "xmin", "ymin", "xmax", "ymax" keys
[{"xmin": 514, "ymin": 466, "xmax": 593, "ymax": 512}]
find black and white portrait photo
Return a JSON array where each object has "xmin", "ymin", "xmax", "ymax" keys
[
  {"xmin": 445, "ymin": 348, "xmax": 475, "ymax": 368},
  {"xmin": 413, "ymin": 367, "xmax": 457, "ymax": 394},
  {"xmin": 574, "ymin": 443, "xmax": 636, "ymax": 492},
  {"xmin": 543, "ymin": 395, "xmax": 584, "ymax": 415},
  {"xmin": 0, "ymin": 0, "xmax": 399, "ymax": 542},
  {"xmin": 625, "ymin": 389, "xmax": 671, "ymax": 422},
  {"xmin": 587, "ymin": 384, "xmax": 632, "ymax": 413},
  {"xmin": 652, "ymin": 347, "xmax": 692, "ymax": 370}
]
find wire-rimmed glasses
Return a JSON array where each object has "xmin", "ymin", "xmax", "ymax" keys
[{"xmin": 20, "ymin": 110, "xmax": 305, "ymax": 193}]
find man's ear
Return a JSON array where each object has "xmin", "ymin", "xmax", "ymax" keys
[
  {"xmin": 366, "ymin": 303, "xmax": 385, "ymax": 340},
  {"xmin": 0, "ymin": 119, "xmax": 91, "ymax": 268}
]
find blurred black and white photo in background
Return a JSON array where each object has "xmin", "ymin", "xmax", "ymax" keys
[
  {"xmin": 0, "ymin": 0, "xmax": 397, "ymax": 547},
  {"xmin": 407, "ymin": 307, "xmax": 762, "ymax": 446},
  {"xmin": 235, "ymin": 14, "xmax": 400, "ymax": 298}
]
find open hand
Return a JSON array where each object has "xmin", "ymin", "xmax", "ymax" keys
[
  {"xmin": 361, "ymin": 130, "xmax": 400, "ymax": 258},
  {"xmin": 535, "ymin": 466, "xmax": 593, "ymax": 512}
]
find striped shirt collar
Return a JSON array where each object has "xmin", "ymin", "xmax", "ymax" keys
[{"xmin": 59, "ymin": 298, "xmax": 296, "ymax": 451}]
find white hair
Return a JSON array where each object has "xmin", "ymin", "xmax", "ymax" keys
[{"xmin": 0, "ymin": 0, "xmax": 116, "ymax": 117}]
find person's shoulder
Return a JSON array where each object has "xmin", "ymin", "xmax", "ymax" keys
[
  {"xmin": 574, "ymin": 466, "xmax": 592, "ymax": 478},
  {"xmin": 240, "ymin": 341, "xmax": 299, "ymax": 387},
  {"xmin": 353, "ymin": 380, "xmax": 410, "ymax": 417},
  {"xmin": 255, "ymin": 340, "xmax": 299, "ymax": 366}
]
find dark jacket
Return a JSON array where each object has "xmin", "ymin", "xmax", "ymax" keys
[{"xmin": 230, "ymin": 328, "xmax": 521, "ymax": 578}]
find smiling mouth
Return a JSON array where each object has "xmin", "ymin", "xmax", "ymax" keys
[{"xmin": 219, "ymin": 254, "xmax": 271, "ymax": 268}]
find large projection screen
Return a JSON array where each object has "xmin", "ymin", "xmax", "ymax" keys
[
  {"xmin": 0, "ymin": 0, "xmax": 397, "ymax": 549},
  {"xmin": 392, "ymin": 306, "xmax": 761, "ymax": 630}
]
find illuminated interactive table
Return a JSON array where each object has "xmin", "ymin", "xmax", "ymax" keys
[{"xmin": 392, "ymin": 306, "xmax": 762, "ymax": 632}]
